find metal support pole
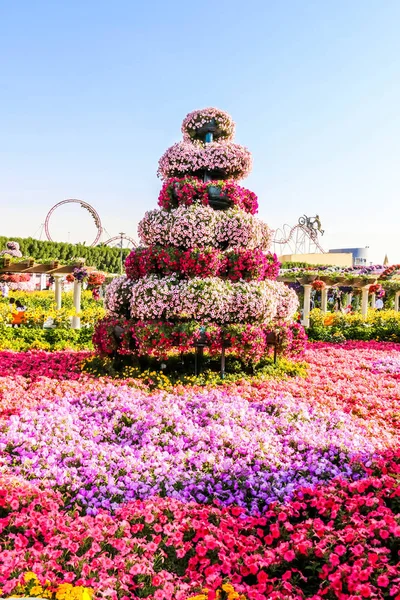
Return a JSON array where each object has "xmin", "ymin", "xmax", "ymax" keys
[
  {"xmin": 194, "ymin": 346, "xmax": 204, "ymax": 376},
  {"xmin": 119, "ymin": 232, "xmax": 125, "ymax": 275},
  {"xmin": 220, "ymin": 346, "xmax": 226, "ymax": 378}
]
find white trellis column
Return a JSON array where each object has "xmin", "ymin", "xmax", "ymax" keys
[
  {"xmin": 54, "ymin": 276, "xmax": 62, "ymax": 310},
  {"xmin": 347, "ymin": 292, "xmax": 353, "ymax": 307},
  {"xmin": 343, "ymin": 292, "xmax": 352, "ymax": 308},
  {"xmin": 72, "ymin": 280, "xmax": 82, "ymax": 329},
  {"xmin": 395, "ymin": 291, "xmax": 400, "ymax": 311},
  {"xmin": 321, "ymin": 287, "xmax": 329, "ymax": 313},
  {"xmin": 371, "ymin": 292, "xmax": 376, "ymax": 308},
  {"xmin": 361, "ymin": 285, "xmax": 369, "ymax": 318},
  {"xmin": 302, "ymin": 284, "xmax": 312, "ymax": 327}
]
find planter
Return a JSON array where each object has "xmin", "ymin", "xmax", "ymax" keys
[
  {"xmin": 297, "ymin": 275, "xmax": 318, "ymax": 285},
  {"xmin": 194, "ymin": 118, "xmax": 220, "ymax": 139},
  {"xmin": 318, "ymin": 276, "xmax": 336, "ymax": 286},
  {"xmin": 207, "ymin": 186, "xmax": 233, "ymax": 211},
  {"xmin": 20, "ymin": 259, "xmax": 34, "ymax": 268},
  {"xmin": 196, "ymin": 168, "xmax": 228, "ymax": 182},
  {"xmin": 350, "ymin": 277, "xmax": 374, "ymax": 288},
  {"xmin": 331, "ymin": 277, "xmax": 348, "ymax": 286}
]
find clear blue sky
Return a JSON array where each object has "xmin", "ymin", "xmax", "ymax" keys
[{"xmin": 1, "ymin": 0, "xmax": 399, "ymax": 263}]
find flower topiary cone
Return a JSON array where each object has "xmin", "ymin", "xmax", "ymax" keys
[{"xmin": 94, "ymin": 108, "xmax": 300, "ymax": 366}]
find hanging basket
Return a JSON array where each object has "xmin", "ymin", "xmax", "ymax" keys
[{"xmin": 207, "ymin": 186, "xmax": 233, "ymax": 211}]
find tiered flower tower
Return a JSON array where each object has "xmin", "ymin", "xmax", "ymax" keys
[{"xmin": 94, "ymin": 108, "xmax": 299, "ymax": 366}]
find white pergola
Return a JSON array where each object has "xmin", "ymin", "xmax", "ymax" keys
[
  {"xmin": 0, "ymin": 258, "xmax": 96, "ymax": 329},
  {"xmin": 279, "ymin": 274, "xmax": 398, "ymax": 327}
]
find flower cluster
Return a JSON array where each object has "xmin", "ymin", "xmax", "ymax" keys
[
  {"xmin": 72, "ymin": 267, "xmax": 88, "ymax": 282},
  {"xmin": 157, "ymin": 141, "xmax": 252, "ymax": 180},
  {"xmin": 87, "ymin": 272, "xmax": 106, "ymax": 287},
  {"xmin": 379, "ymin": 263, "xmax": 400, "ymax": 280},
  {"xmin": 158, "ymin": 177, "xmax": 258, "ymax": 214},
  {"xmin": 125, "ymin": 246, "xmax": 280, "ymax": 281},
  {"xmin": 93, "ymin": 319, "xmax": 306, "ymax": 360},
  {"xmin": 181, "ymin": 107, "xmax": 236, "ymax": 142},
  {"xmin": 6, "ymin": 571, "xmax": 93, "ymax": 599},
  {"xmin": 91, "ymin": 316, "xmax": 131, "ymax": 356},
  {"xmin": 126, "ymin": 277, "xmax": 294, "ymax": 324},
  {"xmin": 104, "ymin": 276, "xmax": 133, "ymax": 318},
  {"xmin": 0, "ymin": 350, "xmax": 89, "ymax": 381},
  {"xmin": 274, "ymin": 284, "xmax": 300, "ymax": 320},
  {"xmin": 138, "ymin": 206, "xmax": 272, "ymax": 250},
  {"xmin": 221, "ymin": 248, "xmax": 280, "ymax": 281},
  {"xmin": 0, "ymin": 273, "xmax": 30, "ymax": 283},
  {"xmin": 312, "ymin": 279, "xmax": 326, "ymax": 291}
]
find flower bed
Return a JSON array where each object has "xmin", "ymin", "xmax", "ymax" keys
[
  {"xmin": 0, "ymin": 342, "xmax": 399, "ymax": 598},
  {"xmin": 308, "ymin": 308, "xmax": 400, "ymax": 342}
]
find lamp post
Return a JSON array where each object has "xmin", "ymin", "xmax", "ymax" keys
[{"xmin": 119, "ymin": 232, "xmax": 125, "ymax": 274}]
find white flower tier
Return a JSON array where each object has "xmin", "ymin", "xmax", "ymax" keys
[
  {"xmin": 106, "ymin": 275, "xmax": 298, "ymax": 324},
  {"xmin": 138, "ymin": 205, "xmax": 272, "ymax": 250}
]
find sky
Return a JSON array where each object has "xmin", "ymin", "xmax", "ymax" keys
[{"xmin": 1, "ymin": 0, "xmax": 399, "ymax": 264}]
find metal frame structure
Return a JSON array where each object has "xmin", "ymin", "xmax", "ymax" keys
[
  {"xmin": 103, "ymin": 235, "xmax": 137, "ymax": 248},
  {"xmin": 273, "ymin": 215, "xmax": 326, "ymax": 255}
]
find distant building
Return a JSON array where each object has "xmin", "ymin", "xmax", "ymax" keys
[
  {"xmin": 279, "ymin": 252, "xmax": 352, "ymax": 267},
  {"xmin": 328, "ymin": 247, "xmax": 368, "ymax": 266}
]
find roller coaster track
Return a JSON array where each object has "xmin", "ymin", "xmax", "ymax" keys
[{"xmin": 273, "ymin": 224, "xmax": 326, "ymax": 254}]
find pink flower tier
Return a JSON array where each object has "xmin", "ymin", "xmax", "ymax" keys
[{"xmin": 94, "ymin": 108, "xmax": 299, "ymax": 365}]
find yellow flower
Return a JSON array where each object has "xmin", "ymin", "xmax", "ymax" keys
[
  {"xmin": 30, "ymin": 584, "xmax": 45, "ymax": 596},
  {"xmin": 24, "ymin": 572, "xmax": 39, "ymax": 583}
]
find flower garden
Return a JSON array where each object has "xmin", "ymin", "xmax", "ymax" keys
[
  {"xmin": 0, "ymin": 108, "xmax": 399, "ymax": 599},
  {"xmin": 1, "ymin": 343, "xmax": 399, "ymax": 599}
]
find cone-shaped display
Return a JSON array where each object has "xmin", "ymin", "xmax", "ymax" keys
[{"xmin": 94, "ymin": 108, "xmax": 299, "ymax": 364}]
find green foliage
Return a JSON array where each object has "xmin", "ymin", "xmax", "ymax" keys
[
  {"xmin": 280, "ymin": 261, "xmax": 329, "ymax": 269},
  {"xmin": 0, "ymin": 235, "xmax": 131, "ymax": 274},
  {"xmin": 82, "ymin": 353, "xmax": 308, "ymax": 389},
  {"xmin": 0, "ymin": 325, "xmax": 94, "ymax": 351}
]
